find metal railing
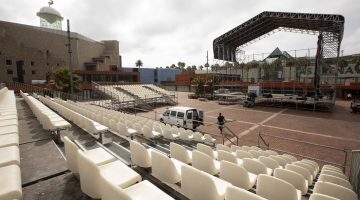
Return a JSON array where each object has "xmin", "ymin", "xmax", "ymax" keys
[
  {"xmin": 257, "ymin": 132, "xmax": 350, "ymax": 173},
  {"xmin": 350, "ymin": 150, "xmax": 360, "ymax": 196},
  {"xmin": 6, "ymin": 82, "xmax": 88, "ymax": 101}
]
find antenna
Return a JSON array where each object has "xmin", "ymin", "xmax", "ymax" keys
[{"xmin": 48, "ymin": 0, "xmax": 54, "ymax": 6}]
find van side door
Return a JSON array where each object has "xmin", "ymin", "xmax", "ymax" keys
[
  {"xmin": 186, "ymin": 111, "xmax": 193, "ymax": 129},
  {"xmin": 176, "ymin": 112, "xmax": 185, "ymax": 127},
  {"xmin": 169, "ymin": 110, "xmax": 177, "ymax": 125}
]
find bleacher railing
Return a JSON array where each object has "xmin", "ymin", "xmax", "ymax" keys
[
  {"xmin": 257, "ymin": 132, "xmax": 350, "ymax": 173},
  {"xmin": 6, "ymin": 82, "xmax": 88, "ymax": 101},
  {"xmin": 349, "ymin": 150, "xmax": 360, "ymax": 197}
]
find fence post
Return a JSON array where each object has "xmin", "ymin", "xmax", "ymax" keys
[{"xmin": 343, "ymin": 148, "xmax": 348, "ymax": 173}]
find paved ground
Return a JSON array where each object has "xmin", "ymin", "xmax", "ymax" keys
[{"xmin": 137, "ymin": 92, "xmax": 360, "ymax": 173}]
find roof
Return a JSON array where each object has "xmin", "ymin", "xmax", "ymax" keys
[
  {"xmin": 167, "ymin": 106, "xmax": 196, "ymax": 112},
  {"xmin": 37, "ymin": 6, "xmax": 63, "ymax": 19},
  {"xmin": 266, "ymin": 47, "xmax": 293, "ymax": 59},
  {"xmin": 213, "ymin": 11, "xmax": 345, "ymax": 61}
]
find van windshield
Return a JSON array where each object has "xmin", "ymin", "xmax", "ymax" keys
[{"xmin": 163, "ymin": 110, "xmax": 170, "ymax": 116}]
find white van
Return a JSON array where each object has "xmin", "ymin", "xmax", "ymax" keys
[{"xmin": 159, "ymin": 106, "xmax": 204, "ymax": 129}]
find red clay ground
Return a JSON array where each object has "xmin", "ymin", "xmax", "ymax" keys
[{"xmin": 138, "ymin": 92, "xmax": 360, "ymax": 174}]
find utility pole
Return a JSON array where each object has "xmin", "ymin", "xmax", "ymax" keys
[
  {"xmin": 67, "ymin": 19, "xmax": 74, "ymax": 94},
  {"xmin": 206, "ymin": 51, "xmax": 209, "ymax": 74}
]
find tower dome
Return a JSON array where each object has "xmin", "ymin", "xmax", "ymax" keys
[{"xmin": 37, "ymin": 2, "xmax": 63, "ymax": 30}]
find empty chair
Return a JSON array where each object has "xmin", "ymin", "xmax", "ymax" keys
[
  {"xmin": 217, "ymin": 150, "xmax": 242, "ymax": 165},
  {"xmin": 0, "ymin": 133, "xmax": 18, "ymax": 148},
  {"xmin": 270, "ymin": 155, "xmax": 287, "ymax": 167},
  {"xmin": 236, "ymin": 150, "xmax": 254, "ymax": 159},
  {"xmin": 318, "ymin": 174, "xmax": 352, "ymax": 189},
  {"xmin": 216, "ymin": 144, "xmax": 231, "ymax": 152},
  {"xmin": 266, "ymin": 150, "xmax": 279, "ymax": 156},
  {"xmin": 258, "ymin": 156, "xmax": 282, "ymax": 170},
  {"xmin": 162, "ymin": 128, "xmax": 179, "ymax": 140},
  {"xmin": 130, "ymin": 140, "xmax": 152, "ymax": 168},
  {"xmin": 257, "ymin": 150, "xmax": 271, "ymax": 157},
  {"xmin": 151, "ymin": 150, "xmax": 185, "ymax": 184},
  {"xmin": 279, "ymin": 155, "xmax": 293, "ymax": 164},
  {"xmin": 286, "ymin": 164, "xmax": 313, "ymax": 186},
  {"xmin": 0, "ymin": 164, "xmax": 22, "ymax": 200},
  {"xmin": 192, "ymin": 150, "xmax": 220, "ymax": 175},
  {"xmin": 0, "ymin": 146, "xmax": 20, "ymax": 168},
  {"xmin": 313, "ymin": 181, "xmax": 358, "ymax": 200},
  {"xmin": 220, "ymin": 160, "xmax": 256, "ymax": 190},
  {"xmin": 225, "ymin": 185, "xmax": 266, "ymax": 200},
  {"xmin": 302, "ymin": 159, "xmax": 320, "ymax": 174},
  {"xmin": 283, "ymin": 154, "xmax": 297, "ymax": 162},
  {"xmin": 193, "ymin": 131, "xmax": 205, "ymax": 142},
  {"xmin": 243, "ymin": 158, "xmax": 272, "ymax": 175},
  {"xmin": 241, "ymin": 146, "xmax": 252, "ymax": 151},
  {"xmin": 230, "ymin": 145, "xmax": 242, "ymax": 152},
  {"xmin": 181, "ymin": 164, "xmax": 232, "ymax": 200},
  {"xmin": 321, "ymin": 170, "xmax": 348, "ymax": 180},
  {"xmin": 64, "ymin": 136, "xmax": 81, "ymax": 174},
  {"xmin": 257, "ymin": 174, "xmax": 300, "ymax": 200},
  {"xmin": 170, "ymin": 142, "xmax": 192, "ymax": 164},
  {"xmin": 248, "ymin": 150, "xmax": 262, "ymax": 158},
  {"xmin": 77, "ymin": 150, "xmax": 141, "ymax": 199},
  {"xmin": 100, "ymin": 178, "xmax": 174, "ymax": 200},
  {"xmin": 197, "ymin": 143, "xmax": 217, "ymax": 159},
  {"xmin": 309, "ymin": 193, "xmax": 341, "ymax": 200},
  {"xmin": 250, "ymin": 146, "xmax": 262, "ymax": 151},
  {"xmin": 142, "ymin": 126, "xmax": 161, "ymax": 139},
  {"xmin": 179, "ymin": 130, "xmax": 193, "ymax": 141},
  {"xmin": 294, "ymin": 161, "xmax": 317, "ymax": 177},
  {"xmin": 274, "ymin": 168, "xmax": 308, "ymax": 195},
  {"xmin": 322, "ymin": 165, "xmax": 342, "ymax": 173},
  {"xmin": 204, "ymin": 134, "xmax": 216, "ymax": 144}
]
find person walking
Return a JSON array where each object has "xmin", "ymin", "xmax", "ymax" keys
[{"xmin": 217, "ymin": 113, "xmax": 225, "ymax": 132}]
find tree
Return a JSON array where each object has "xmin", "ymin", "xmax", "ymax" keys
[
  {"xmin": 272, "ymin": 59, "xmax": 283, "ymax": 81},
  {"xmin": 339, "ymin": 59, "xmax": 348, "ymax": 74},
  {"xmin": 240, "ymin": 63, "xmax": 245, "ymax": 82},
  {"xmin": 191, "ymin": 76, "xmax": 205, "ymax": 96},
  {"xmin": 298, "ymin": 58, "xmax": 311, "ymax": 82},
  {"xmin": 135, "ymin": 60, "xmax": 143, "ymax": 68},
  {"xmin": 204, "ymin": 63, "xmax": 210, "ymax": 73},
  {"xmin": 286, "ymin": 58, "xmax": 296, "ymax": 81},
  {"xmin": 245, "ymin": 63, "xmax": 252, "ymax": 82},
  {"xmin": 49, "ymin": 67, "xmax": 80, "ymax": 93},
  {"xmin": 170, "ymin": 64, "xmax": 176, "ymax": 68},
  {"xmin": 199, "ymin": 65, "xmax": 204, "ymax": 71}
]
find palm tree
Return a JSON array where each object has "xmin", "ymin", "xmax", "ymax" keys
[
  {"xmin": 49, "ymin": 67, "xmax": 80, "ymax": 93},
  {"xmin": 170, "ymin": 64, "xmax": 176, "ymax": 68},
  {"xmin": 135, "ymin": 60, "xmax": 143, "ymax": 69}
]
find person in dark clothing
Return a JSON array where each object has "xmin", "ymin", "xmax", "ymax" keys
[{"xmin": 217, "ymin": 113, "xmax": 225, "ymax": 132}]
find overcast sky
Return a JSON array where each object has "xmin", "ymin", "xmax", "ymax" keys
[{"xmin": 1, "ymin": 0, "xmax": 359, "ymax": 68}]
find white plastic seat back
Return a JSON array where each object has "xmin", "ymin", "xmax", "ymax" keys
[
  {"xmin": 293, "ymin": 161, "xmax": 316, "ymax": 177},
  {"xmin": 250, "ymin": 146, "xmax": 262, "ymax": 151},
  {"xmin": 64, "ymin": 136, "xmax": 80, "ymax": 174},
  {"xmin": 248, "ymin": 150, "xmax": 262, "ymax": 158},
  {"xmin": 243, "ymin": 158, "xmax": 271, "ymax": 175},
  {"xmin": 270, "ymin": 155, "xmax": 287, "ymax": 167},
  {"xmin": 192, "ymin": 150, "xmax": 219, "ymax": 175},
  {"xmin": 258, "ymin": 156, "xmax": 281, "ymax": 170},
  {"xmin": 193, "ymin": 131, "xmax": 205, "ymax": 142},
  {"xmin": 236, "ymin": 150, "xmax": 254, "ymax": 159},
  {"xmin": 313, "ymin": 181, "xmax": 358, "ymax": 200},
  {"xmin": 181, "ymin": 165, "xmax": 231, "ymax": 200},
  {"xmin": 265, "ymin": 150, "xmax": 278, "ymax": 156},
  {"xmin": 226, "ymin": 186, "xmax": 266, "ymax": 200},
  {"xmin": 220, "ymin": 160, "xmax": 256, "ymax": 190},
  {"xmin": 318, "ymin": 174, "xmax": 352, "ymax": 190},
  {"xmin": 274, "ymin": 168, "xmax": 308, "ymax": 195},
  {"xmin": 283, "ymin": 154, "xmax": 297, "ymax": 162},
  {"xmin": 257, "ymin": 174, "xmax": 299, "ymax": 200},
  {"xmin": 309, "ymin": 193, "xmax": 341, "ymax": 200},
  {"xmin": 321, "ymin": 170, "xmax": 348, "ymax": 180},
  {"xmin": 286, "ymin": 164, "xmax": 313, "ymax": 185},
  {"xmin": 151, "ymin": 150, "xmax": 181, "ymax": 184},
  {"xmin": 216, "ymin": 144, "xmax": 231, "ymax": 152},
  {"xmin": 322, "ymin": 165, "xmax": 342, "ymax": 173},
  {"xmin": 204, "ymin": 134, "xmax": 216, "ymax": 143},
  {"xmin": 170, "ymin": 142, "xmax": 192, "ymax": 164},
  {"xmin": 230, "ymin": 145, "xmax": 242, "ymax": 152},
  {"xmin": 130, "ymin": 141, "xmax": 151, "ymax": 168},
  {"xmin": 197, "ymin": 143, "xmax": 216, "ymax": 159},
  {"xmin": 217, "ymin": 150, "xmax": 239, "ymax": 164}
]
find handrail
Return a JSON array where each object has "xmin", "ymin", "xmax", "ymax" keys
[{"xmin": 222, "ymin": 124, "xmax": 239, "ymax": 146}]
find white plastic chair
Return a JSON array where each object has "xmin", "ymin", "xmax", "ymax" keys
[
  {"xmin": 217, "ymin": 150, "xmax": 242, "ymax": 165},
  {"xmin": 216, "ymin": 144, "xmax": 231, "ymax": 152},
  {"xmin": 192, "ymin": 150, "xmax": 220, "ymax": 175},
  {"xmin": 170, "ymin": 142, "xmax": 192, "ymax": 164},
  {"xmin": 257, "ymin": 174, "xmax": 300, "ymax": 200},
  {"xmin": 220, "ymin": 160, "xmax": 256, "ymax": 190},
  {"xmin": 313, "ymin": 181, "xmax": 357, "ymax": 200},
  {"xmin": 258, "ymin": 156, "xmax": 282, "ymax": 170},
  {"xmin": 243, "ymin": 158, "xmax": 272, "ymax": 175},
  {"xmin": 236, "ymin": 150, "xmax": 254, "ymax": 159},
  {"xmin": 130, "ymin": 140, "xmax": 152, "ymax": 168},
  {"xmin": 197, "ymin": 143, "xmax": 217, "ymax": 159},
  {"xmin": 151, "ymin": 150, "xmax": 184, "ymax": 184},
  {"xmin": 225, "ymin": 186, "xmax": 266, "ymax": 200},
  {"xmin": 274, "ymin": 168, "xmax": 308, "ymax": 195}
]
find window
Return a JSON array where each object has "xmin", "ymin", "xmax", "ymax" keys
[
  {"xmin": 31, "ymin": 61, "xmax": 34, "ymax": 66},
  {"xmin": 7, "ymin": 69, "xmax": 13, "ymax": 74},
  {"xmin": 32, "ymin": 70, "xmax": 36, "ymax": 74},
  {"xmin": 6, "ymin": 59, "xmax": 12, "ymax": 65},
  {"xmin": 170, "ymin": 111, "xmax": 177, "ymax": 117},
  {"xmin": 187, "ymin": 112, "xmax": 192, "ymax": 120},
  {"xmin": 46, "ymin": 63, "xmax": 49, "ymax": 66},
  {"xmin": 22, "ymin": 70, "xmax": 26, "ymax": 75},
  {"xmin": 177, "ymin": 112, "xmax": 184, "ymax": 119},
  {"xmin": 163, "ymin": 110, "xmax": 170, "ymax": 116}
]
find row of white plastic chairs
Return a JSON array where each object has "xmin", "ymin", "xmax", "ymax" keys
[
  {"xmin": 130, "ymin": 141, "xmax": 358, "ymax": 200},
  {"xmin": 39, "ymin": 96, "xmax": 108, "ymax": 138},
  {"xmin": 97, "ymin": 85, "xmax": 135, "ymax": 101},
  {"xmin": 58, "ymin": 100, "xmax": 217, "ymax": 144},
  {"xmin": 21, "ymin": 91, "xmax": 71, "ymax": 131},
  {"xmin": 144, "ymin": 84, "xmax": 173, "ymax": 96},
  {"xmin": 119, "ymin": 84, "xmax": 162, "ymax": 99},
  {"xmin": 63, "ymin": 136, "xmax": 174, "ymax": 200},
  {"xmin": 0, "ymin": 87, "xmax": 22, "ymax": 200}
]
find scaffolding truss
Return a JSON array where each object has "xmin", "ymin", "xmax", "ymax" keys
[{"xmin": 213, "ymin": 11, "xmax": 344, "ymax": 62}]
